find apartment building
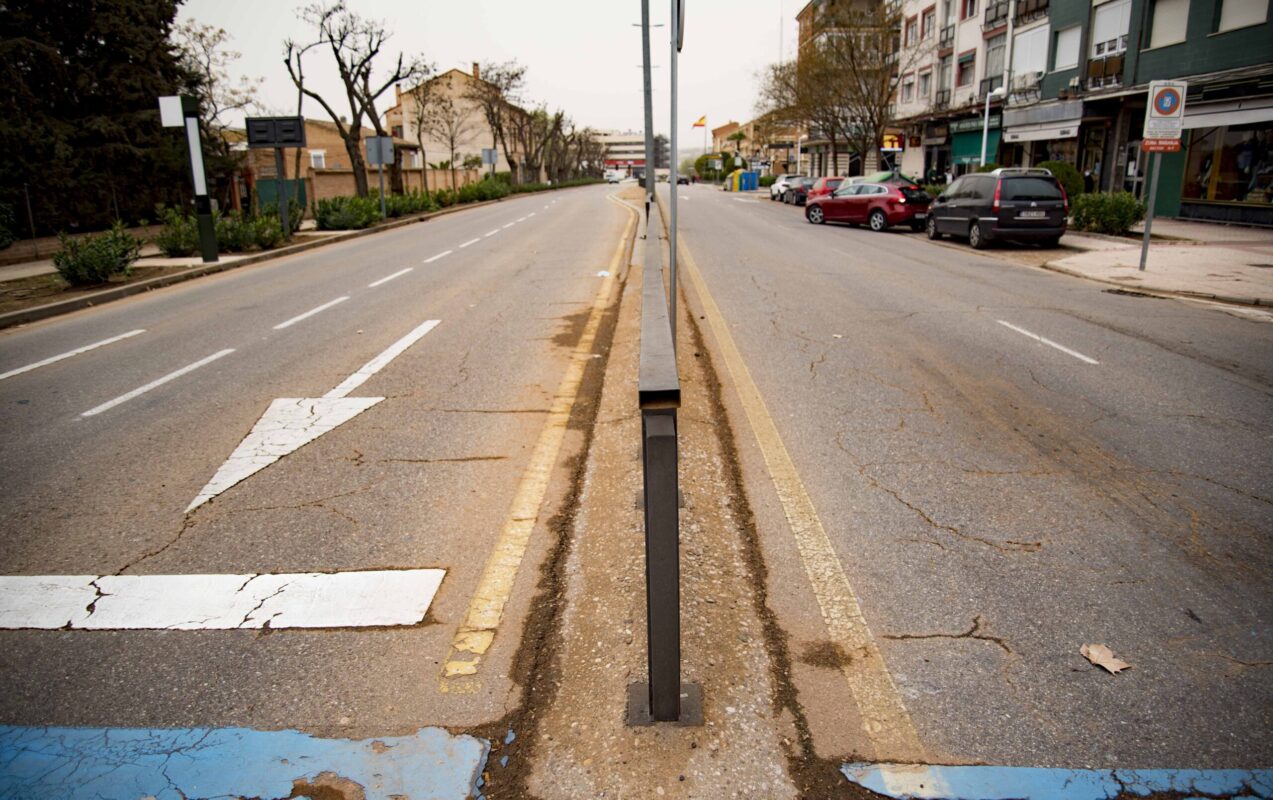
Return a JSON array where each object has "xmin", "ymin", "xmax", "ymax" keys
[{"xmin": 383, "ymin": 64, "xmax": 516, "ymax": 176}]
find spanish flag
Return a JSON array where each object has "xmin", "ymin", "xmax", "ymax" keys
[{"xmin": 692, "ymin": 115, "xmax": 706, "ymax": 128}]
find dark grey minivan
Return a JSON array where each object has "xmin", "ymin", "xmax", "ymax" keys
[{"xmin": 926, "ymin": 168, "xmax": 1068, "ymax": 248}]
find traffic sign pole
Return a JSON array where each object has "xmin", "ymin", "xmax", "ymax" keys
[
  {"xmin": 1139, "ymin": 152, "xmax": 1161, "ymax": 272},
  {"xmin": 1137, "ymin": 80, "xmax": 1186, "ymax": 272}
]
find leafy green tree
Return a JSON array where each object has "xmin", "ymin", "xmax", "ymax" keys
[{"xmin": 0, "ymin": 0, "xmax": 199, "ymax": 235}]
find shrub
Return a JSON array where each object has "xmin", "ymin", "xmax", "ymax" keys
[
  {"xmin": 923, "ymin": 183, "xmax": 949, "ymax": 199},
  {"xmin": 759, "ymin": 176, "xmax": 776, "ymax": 187},
  {"xmin": 53, "ymin": 221, "xmax": 140, "ymax": 285},
  {"xmin": 314, "ymin": 195, "xmax": 381, "ymax": 230},
  {"xmin": 215, "ymin": 212, "xmax": 258, "ymax": 252},
  {"xmin": 383, "ymin": 190, "xmax": 437, "ymax": 218},
  {"xmin": 976, "ymin": 162, "xmax": 1001, "ymax": 173},
  {"xmin": 253, "ymin": 215, "xmax": 285, "ymax": 249},
  {"xmin": 154, "ymin": 205, "xmax": 199, "ymax": 257},
  {"xmin": 0, "ymin": 201, "xmax": 15, "ymax": 250},
  {"xmin": 434, "ymin": 189, "xmax": 456, "ymax": 208},
  {"xmin": 1070, "ymin": 191, "xmax": 1146, "ymax": 235},
  {"xmin": 1038, "ymin": 160, "xmax": 1083, "ymax": 200}
]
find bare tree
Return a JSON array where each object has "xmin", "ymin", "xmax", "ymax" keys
[
  {"xmin": 423, "ymin": 93, "xmax": 476, "ymax": 190},
  {"xmin": 408, "ymin": 75, "xmax": 437, "ymax": 195},
  {"xmin": 466, "ymin": 61, "xmax": 526, "ymax": 182},
  {"xmin": 284, "ymin": 1, "xmax": 418, "ymax": 197},
  {"xmin": 511, "ymin": 106, "xmax": 563, "ymax": 184}
]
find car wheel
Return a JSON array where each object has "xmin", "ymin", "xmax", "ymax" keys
[
  {"xmin": 969, "ymin": 221, "xmax": 989, "ymax": 249},
  {"xmin": 926, "ymin": 216, "xmax": 941, "ymax": 240},
  {"xmin": 807, "ymin": 205, "xmax": 825, "ymax": 224},
  {"xmin": 868, "ymin": 209, "xmax": 888, "ymax": 232}
]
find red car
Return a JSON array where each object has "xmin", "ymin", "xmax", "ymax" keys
[
  {"xmin": 805, "ymin": 181, "xmax": 931, "ymax": 232},
  {"xmin": 807, "ymin": 176, "xmax": 845, "ymax": 202}
]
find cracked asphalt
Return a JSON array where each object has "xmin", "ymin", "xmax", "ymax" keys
[
  {"xmin": 0, "ymin": 185, "xmax": 626, "ymax": 736},
  {"xmin": 673, "ymin": 185, "xmax": 1272, "ymax": 769}
]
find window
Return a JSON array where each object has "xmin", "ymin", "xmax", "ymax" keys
[
  {"xmin": 309, "ymin": 150, "xmax": 326, "ymax": 169},
  {"xmin": 939, "ymin": 54, "xmax": 953, "ymax": 89},
  {"xmin": 922, "ymin": 6, "xmax": 937, "ymax": 37},
  {"xmin": 986, "ymin": 34, "xmax": 1007, "ymax": 78},
  {"xmin": 905, "ymin": 16, "xmax": 918, "ymax": 45},
  {"xmin": 1148, "ymin": 0, "xmax": 1189, "ymax": 46},
  {"xmin": 962, "ymin": 0, "xmax": 978, "ymax": 18},
  {"xmin": 903, "ymin": 75, "xmax": 916, "ymax": 101},
  {"xmin": 1054, "ymin": 25, "xmax": 1081, "ymax": 68},
  {"xmin": 957, "ymin": 50, "xmax": 976, "ymax": 86},
  {"xmin": 919, "ymin": 70, "xmax": 933, "ymax": 97},
  {"xmin": 1091, "ymin": 0, "xmax": 1131, "ymax": 54},
  {"xmin": 1012, "ymin": 24, "xmax": 1050, "ymax": 73},
  {"xmin": 1182, "ymin": 123, "xmax": 1273, "ymax": 205},
  {"xmin": 1216, "ymin": 0, "xmax": 1268, "ymax": 30}
]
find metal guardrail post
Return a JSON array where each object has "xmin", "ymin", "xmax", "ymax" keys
[{"xmin": 627, "ymin": 217, "xmax": 702, "ymax": 727}]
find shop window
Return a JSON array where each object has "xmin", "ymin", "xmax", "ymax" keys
[
  {"xmin": 1054, "ymin": 25, "xmax": 1081, "ymax": 69},
  {"xmin": 1216, "ymin": 0, "xmax": 1268, "ymax": 30},
  {"xmin": 1148, "ymin": 0, "xmax": 1189, "ymax": 46},
  {"xmin": 957, "ymin": 51, "xmax": 976, "ymax": 86},
  {"xmin": 1091, "ymin": 0, "xmax": 1131, "ymax": 54},
  {"xmin": 922, "ymin": 6, "xmax": 938, "ymax": 38},
  {"xmin": 1182, "ymin": 125, "xmax": 1273, "ymax": 206}
]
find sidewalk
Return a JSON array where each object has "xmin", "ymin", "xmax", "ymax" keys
[{"xmin": 1045, "ymin": 221, "xmax": 1273, "ymax": 305}]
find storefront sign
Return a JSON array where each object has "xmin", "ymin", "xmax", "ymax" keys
[
  {"xmin": 951, "ymin": 115, "xmax": 1000, "ymax": 133},
  {"xmin": 881, "ymin": 133, "xmax": 904, "ymax": 152},
  {"xmin": 1142, "ymin": 80, "xmax": 1186, "ymax": 152}
]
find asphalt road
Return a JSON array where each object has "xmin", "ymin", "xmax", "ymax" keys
[
  {"xmin": 671, "ymin": 184, "xmax": 1272, "ymax": 769},
  {"xmin": 0, "ymin": 185, "xmax": 628, "ymax": 734}
]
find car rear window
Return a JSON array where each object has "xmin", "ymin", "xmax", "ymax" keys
[
  {"xmin": 827, "ymin": 178, "xmax": 843, "ymax": 188},
  {"xmin": 900, "ymin": 186, "xmax": 929, "ymax": 203},
  {"xmin": 1002, "ymin": 177, "xmax": 1063, "ymax": 201}
]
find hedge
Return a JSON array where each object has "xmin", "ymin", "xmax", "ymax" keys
[
  {"xmin": 53, "ymin": 221, "xmax": 140, "ymax": 285},
  {"xmin": 1070, "ymin": 191, "xmax": 1146, "ymax": 235}
]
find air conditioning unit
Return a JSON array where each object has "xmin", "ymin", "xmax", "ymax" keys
[
  {"xmin": 1069, "ymin": 76, "xmax": 1081, "ymax": 88},
  {"xmin": 1011, "ymin": 71, "xmax": 1042, "ymax": 91}
]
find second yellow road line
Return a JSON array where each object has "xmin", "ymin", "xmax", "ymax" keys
[
  {"xmin": 674, "ymin": 219, "xmax": 927, "ymax": 762},
  {"xmin": 440, "ymin": 194, "xmax": 638, "ymax": 692}
]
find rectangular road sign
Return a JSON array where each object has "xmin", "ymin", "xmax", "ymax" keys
[
  {"xmin": 365, "ymin": 136, "xmax": 394, "ymax": 166},
  {"xmin": 481, "ymin": 148, "xmax": 497, "ymax": 165},
  {"xmin": 245, "ymin": 117, "xmax": 306, "ymax": 149},
  {"xmin": 1142, "ymin": 81, "xmax": 1186, "ymax": 146}
]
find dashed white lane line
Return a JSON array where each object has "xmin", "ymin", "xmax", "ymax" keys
[
  {"xmin": 273, "ymin": 296, "xmax": 349, "ymax": 330},
  {"xmin": 0, "ymin": 570, "xmax": 445, "ymax": 629},
  {"xmin": 516, "ymin": 216, "xmax": 528, "ymax": 222},
  {"xmin": 81, "ymin": 349, "xmax": 235, "ymax": 418},
  {"xmin": 368, "ymin": 268, "xmax": 413, "ymax": 288},
  {"xmin": 484, "ymin": 229, "xmax": 500, "ymax": 238},
  {"xmin": 459, "ymin": 238, "xmax": 481, "ymax": 248},
  {"xmin": 996, "ymin": 320, "xmax": 1100, "ymax": 364},
  {"xmin": 0, "ymin": 329, "xmax": 145, "ymax": 382},
  {"xmin": 424, "ymin": 249, "xmax": 453, "ymax": 263},
  {"xmin": 502, "ymin": 222, "xmax": 516, "ymax": 229},
  {"xmin": 528, "ymin": 212, "xmax": 536, "ymax": 217}
]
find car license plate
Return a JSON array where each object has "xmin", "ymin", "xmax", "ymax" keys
[
  {"xmin": 913, "ymin": 212, "xmax": 927, "ymax": 219},
  {"xmin": 1020, "ymin": 210, "xmax": 1046, "ymax": 219}
]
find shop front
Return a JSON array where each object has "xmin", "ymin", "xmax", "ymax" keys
[
  {"xmin": 1176, "ymin": 97, "xmax": 1273, "ymax": 226},
  {"xmin": 1001, "ymin": 100, "xmax": 1084, "ymax": 169},
  {"xmin": 949, "ymin": 114, "xmax": 1001, "ymax": 174},
  {"xmin": 922, "ymin": 122, "xmax": 951, "ymax": 183}
]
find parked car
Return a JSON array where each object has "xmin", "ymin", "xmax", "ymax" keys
[
  {"xmin": 783, "ymin": 177, "xmax": 817, "ymax": 205},
  {"xmin": 808, "ymin": 176, "xmax": 845, "ymax": 202},
  {"xmin": 805, "ymin": 181, "xmax": 932, "ymax": 231},
  {"xmin": 770, "ymin": 174, "xmax": 805, "ymax": 200},
  {"xmin": 926, "ymin": 168, "xmax": 1068, "ymax": 248}
]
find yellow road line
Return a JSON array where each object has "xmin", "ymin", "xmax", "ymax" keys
[
  {"xmin": 439, "ymin": 194, "xmax": 638, "ymax": 692},
  {"xmin": 673, "ymin": 214, "xmax": 927, "ymax": 761}
]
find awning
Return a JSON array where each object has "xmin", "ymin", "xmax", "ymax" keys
[
  {"xmin": 1182, "ymin": 96, "xmax": 1273, "ymax": 129},
  {"xmin": 1002, "ymin": 120, "xmax": 1082, "ymax": 143},
  {"xmin": 952, "ymin": 129, "xmax": 1002, "ymax": 164}
]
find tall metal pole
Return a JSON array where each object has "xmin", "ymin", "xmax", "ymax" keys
[
  {"xmin": 641, "ymin": 0, "xmax": 656, "ymax": 222},
  {"xmin": 1139, "ymin": 152, "xmax": 1161, "ymax": 271},
  {"xmin": 273, "ymin": 147, "xmax": 291, "ymax": 240},
  {"xmin": 669, "ymin": 0, "xmax": 679, "ymax": 344},
  {"xmin": 182, "ymin": 97, "xmax": 218, "ymax": 264}
]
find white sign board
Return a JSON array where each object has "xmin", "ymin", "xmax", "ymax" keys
[
  {"xmin": 1142, "ymin": 80, "xmax": 1186, "ymax": 151},
  {"xmin": 158, "ymin": 96, "xmax": 184, "ymax": 128}
]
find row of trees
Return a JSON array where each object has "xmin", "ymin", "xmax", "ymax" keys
[{"xmin": 757, "ymin": 0, "xmax": 924, "ymax": 174}]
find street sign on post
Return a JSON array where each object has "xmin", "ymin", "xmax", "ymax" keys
[
  {"xmin": 159, "ymin": 95, "xmax": 217, "ymax": 263},
  {"xmin": 1139, "ymin": 81, "xmax": 1186, "ymax": 271},
  {"xmin": 245, "ymin": 116, "xmax": 307, "ymax": 240},
  {"xmin": 481, "ymin": 147, "xmax": 497, "ymax": 178},
  {"xmin": 366, "ymin": 136, "xmax": 394, "ymax": 219}
]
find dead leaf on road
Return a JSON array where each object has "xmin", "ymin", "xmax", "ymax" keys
[{"xmin": 1081, "ymin": 643, "xmax": 1132, "ymax": 674}]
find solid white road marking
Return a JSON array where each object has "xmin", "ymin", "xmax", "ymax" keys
[
  {"xmin": 188, "ymin": 319, "xmax": 440, "ymax": 510},
  {"xmin": 368, "ymin": 268, "xmax": 412, "ymax": 288},
  {"xmin": 502, "ymin": 222, "xmax": 516, "ymax": 229},
  {"xmin": 0, "ymin": 329, "xmax": 145, "ymax": 382},
  {"xmin": 424, "ymin": 249, "xmax": 453, "ymax": 263},
  {"xmin": 0, "ymin": 570, "xmax": 445, "ymax": 630},
  {"xmin": 996, "ymin": 320, "xmax": 1100, "ymax": 365},
  {"xmin": 273, "ymin": 296, "xmax": 349, "ymax": 329},
  {"xmin": 459, "ymin": 238, "xmax": 481, "ymax": 248},
  {"xmin": 325, "ymin": 318, "xmax": 440, "ymax": 399},
  {"xmin": 82, "ymin": 349, "xmax": 235, "ymax": 418},
  {"xmin": 484, "ymin": 229, "xmax": 500, "ymax": 237}
]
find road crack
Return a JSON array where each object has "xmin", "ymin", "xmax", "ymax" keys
[{"xmin": 884, "ymin": 615, "xmax": 1012, "ymax": 653}]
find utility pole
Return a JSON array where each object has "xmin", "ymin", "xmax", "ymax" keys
[
  {"xmin": 669, "ymin": 0, "xmax": 680, "ymax": 344},
  {"xmin": 641, "ymin": 0, "xmax": 656, "ymax": 222}
]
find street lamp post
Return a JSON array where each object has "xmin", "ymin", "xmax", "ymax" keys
[
  {"xmin": 981, "ymin": 86, "xmax": 1006, "ymax": 167},
  {"xmin": 796, "ymin": 134, "xmax": 808, "ymax": 174}
]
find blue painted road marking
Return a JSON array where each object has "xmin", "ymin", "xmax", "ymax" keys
[
  {"xmin": 842, "ymin": 763, "xmax": 1273, "ymax": 799},
  {"xmin": 0, "ymin": 725, "xmax": 489, "ymax": 799}
]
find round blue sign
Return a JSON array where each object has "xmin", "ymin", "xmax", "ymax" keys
[{"xmin": 1154, "ymin": 87, "xmax": 1181, "ymax": 115}]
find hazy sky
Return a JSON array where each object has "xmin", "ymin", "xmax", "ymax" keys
[{"xmin": 178, "ymin": 0, "xmax": 803, "ymax": 155}]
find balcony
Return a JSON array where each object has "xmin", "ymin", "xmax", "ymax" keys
[
  {"xmin": 1086, "ymin": 52, "xmax": 1125, "ymax": 89},
  {"xmin": 939, "ymin": 24, "xmax": 955, "ymax": 49},
  {"xmin": 935, "ymin": 89, "xmax": 952, "ymax": 109},
  {"xmin": 979, "ymin": 75, "xmax": 1005, "ymax": 98},
  {"xmin": 983, "ymin": 0, "xmax": 1009, "ymax": 30},
  {"xmin": 1015, "ymin": 0, "xmax": 1049, "ymax": 25}
]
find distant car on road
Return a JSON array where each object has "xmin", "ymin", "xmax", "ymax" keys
[
  {"xmin": 783, "ymin": 177, "xmax": 817, "ymax": 206},
  {"xmin": 926, "ymin": 168, "xmax": 1068, "ymax": 249},
  {"xmin": 808, "ymin": 176, "xmax": 845, "ymax": 202},
  {"xmin": 605, "ymin": 170, "xmax": 623, "ymax": 184},
  {"xmin": 770, "ymin": 174, "xmax": 805, "ymax": 200},
  {"xmin": 677, "ymin": 175, "xmax": 690, "ymax": 185},
  {"xmin": 805, "ymin": 181, "xmax": 932, "ymax": 231}
]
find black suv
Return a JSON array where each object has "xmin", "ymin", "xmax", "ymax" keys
[{"xmin": 926, "ymin": 168, "xmax": 1068, "ymax": 248}]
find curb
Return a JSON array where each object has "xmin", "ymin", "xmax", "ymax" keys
[
  {"xmin": 0, "ymin": 185, "xmax": 599, "ymax": 331},
  {"xmin": 1036, "ymin": 259, "xmax": 1268, "ymax": 307}
]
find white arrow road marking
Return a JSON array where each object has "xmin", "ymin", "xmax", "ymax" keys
[
  {"xmin": 0, "ymin": 570, "xmax": 444, "ymax": 629},
  {"xmin": 0, "ymin": 329, "xmax": 146, "ymax": 382},
  {"xmin": 187, "ymin": 318, "xmax": 440, "ymax": 511},
  {"xmin": 996, "ymin": 320, "xmax": 1100, "ymax": 364},
  {"xmin": 82, "ymin": 349, "xmax": 235, "ymax": 418}
]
